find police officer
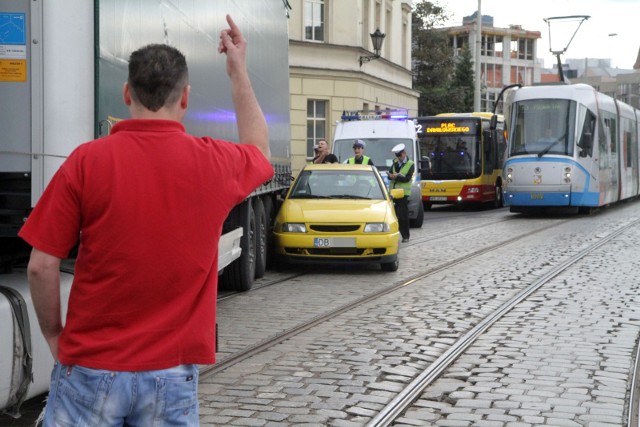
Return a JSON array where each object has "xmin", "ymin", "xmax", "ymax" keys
[
  {"xmin": 388, "ymin": 143, "xmax": 414, "ymax": 242},
  {"xmin": 347, "ymin": 139, "xmax": 374, "ymax": 165}
]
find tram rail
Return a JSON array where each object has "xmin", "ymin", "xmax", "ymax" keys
[
  {"xmin": 201, "ymin": 217, "xmax": 571, "ymax": 379},
  {"xmin": 368, "ymin": 217, "xmax": 640, "ymax": 426}
]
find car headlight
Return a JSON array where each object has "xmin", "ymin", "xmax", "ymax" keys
[
  {"xmin": 364, "ymin": 223, "xmax": 390, "ymax": 232},
  {"xmin": 281, "ymin": 223, "xmax": 307, "ymax": 233}
]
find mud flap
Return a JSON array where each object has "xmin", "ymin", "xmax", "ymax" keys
[{"xmin": 0, "ymin": 286, "xmax": 33, "ymax": 419}]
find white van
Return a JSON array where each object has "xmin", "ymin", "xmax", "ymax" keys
[{"xmin": 332, "ymin": 110, "xmax": 424, "ymax": 228}]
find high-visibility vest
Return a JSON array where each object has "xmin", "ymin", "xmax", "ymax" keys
[
  {"xmin": 347, "ymin": 155, "xmax": 371, "ymax": 165},
  {"xmin": 390, "ymin": 159, "xmax": 414, "ymax": 196}
]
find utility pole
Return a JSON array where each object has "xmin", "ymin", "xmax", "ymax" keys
[{"xmin": 474, "ymin": 0, "xmax": 482, "ymax": 111}]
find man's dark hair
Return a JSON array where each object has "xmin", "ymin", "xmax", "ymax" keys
[{"xmin": 128, "ymin": 44, "xmax": 189, "ymax": 112}]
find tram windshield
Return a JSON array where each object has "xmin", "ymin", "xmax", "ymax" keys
[{"xmin": 509, "ymin": 99, "xmax": 576, "ymax": 157}]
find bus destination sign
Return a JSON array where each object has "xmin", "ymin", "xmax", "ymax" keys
[{"xmin": 426, "ymin": 122, "xmax": 471, "ymax": 133}]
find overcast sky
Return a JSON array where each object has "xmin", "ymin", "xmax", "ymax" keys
[{"xmin": 435, "ymin": 0, "xmax": 640, "ymax": 70}]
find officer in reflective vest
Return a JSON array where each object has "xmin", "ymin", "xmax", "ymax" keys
[
  {"xmin": 388, "ymin": 143, "xmax": 414, "ymax": 242},
  {"xmin": 347, "ymin": 140, "xmax": 374, "ymax": 165}
]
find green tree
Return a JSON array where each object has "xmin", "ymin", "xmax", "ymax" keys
[
  {"xmin": 451, "ymin": 44, "xmax": 475, "ymax": 111},
  {"xmin": 412, "ymin": 1, "xmax": 476, "ymax": 115}
]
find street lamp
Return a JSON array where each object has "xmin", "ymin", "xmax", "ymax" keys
[
  {"xmin": 359, "ymin": 28, "xmax": 386, "ymax": 66},
  {"xmin": 544, "ymin": 15, "xmax": 590, "ymax": 82}
]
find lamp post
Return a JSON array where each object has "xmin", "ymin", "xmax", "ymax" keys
[
  {"xmin": 359, "ymin": 28, "xmax": 386, "ymax": 66},
  {"xmin": 474, "ymin": 0, "xmax": 481, "ymax": 112}
]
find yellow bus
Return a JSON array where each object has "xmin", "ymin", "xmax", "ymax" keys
[{"xmin": 416, "ymin": 112, "xmax": 507, "ymax": 209}]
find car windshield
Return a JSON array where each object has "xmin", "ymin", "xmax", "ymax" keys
[
  {"xmin": 289, "ymin": 170, "xmax": 386, "ymax": 200},
  {"xmin": 333, "ymin": 138, "xmax": 414, "ymax": 171}
]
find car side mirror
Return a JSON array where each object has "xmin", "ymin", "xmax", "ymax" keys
[{"xmin": 390, "ymin": 189, "xmax": 405, "ymax": 200}]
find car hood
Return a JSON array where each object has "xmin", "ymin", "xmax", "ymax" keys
[{"xmin": 281, "ymin": 199, "xmax": 393, "ymax": 223}]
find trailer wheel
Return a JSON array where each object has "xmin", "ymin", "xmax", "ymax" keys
[
  {"xmin": 221, "ymin": 200, "xmax": 256, "ymax": 291},
  {"xmin": 253, "ymin": 197, "xmax": 267, "ymax": 279}
]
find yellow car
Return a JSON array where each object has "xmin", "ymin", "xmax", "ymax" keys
[{"xmin": 273, "ymin": 164, "xmax": 403, "ymax": 271}]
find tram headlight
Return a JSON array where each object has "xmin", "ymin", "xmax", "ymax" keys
[
  {"xmin": 564, "ymin": 166, "xmax": 572, "ymax": 183},
  {"xmin": 506, "ymin": 167, "xmax": 513, "ymax": 184}
]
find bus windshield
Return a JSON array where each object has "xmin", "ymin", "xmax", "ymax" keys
[
  {"xmin": 333, "ymin": 138, "xmax": 414, "ymax": 171},
  {"xmin": 418, "ymin": 118, "xmax": 481, "ymax": 180},
  {"xmin": 509, "ymin": 99, "xmax": 576, "ymax": 157}
]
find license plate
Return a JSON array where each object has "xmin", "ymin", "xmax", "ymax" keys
[
  {"xmin": 530, "ymin": 193, "xmax": 544, "ymax": 200},
  {"xmin": 430, "ymin": 196, "xmax": 447, "ymax": 201},
  {"xmin": 313, "ymin": 237, "xmax": 355, "ymax": 248}
]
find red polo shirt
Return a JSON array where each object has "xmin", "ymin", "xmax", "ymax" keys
[{"xmin": 19, "ymin": 119, "xmax": 274, "ymax": 370}]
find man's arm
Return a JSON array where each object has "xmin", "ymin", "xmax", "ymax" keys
[
  {"xmin": 27, "ymin": 248, "xmax": 63, "ymax": 360},
  {"xmin": 218, "ymin": 15, "xmax": 270, "ymax": 159}
]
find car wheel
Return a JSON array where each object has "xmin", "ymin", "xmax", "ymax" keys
[
  {"xmin": 262, "ymin": 195, "xmax": 277, "ymax": 269},
  {"xmin": 409, "ymin": 201, "xmax": 424, "ymax": 228},
  {"xmin": 381, "ymin": 260, "xmax": 399, "ymax": 272}
]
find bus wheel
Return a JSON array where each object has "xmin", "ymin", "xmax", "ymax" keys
[
  {"xmin": 493, "ymin": 184, "xmax": 504, "ymax": 208},
  {"xmin": 253, "ymin": 197, "xmax": 267, "ymax": 279},
  {"xmin": 220, "ymin": 200, "xmax": 256, "ymax": 292}
]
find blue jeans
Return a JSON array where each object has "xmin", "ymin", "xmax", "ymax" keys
[{"xmin": 41, "ymin": 363, "xmax": 199, "ymax": 427}]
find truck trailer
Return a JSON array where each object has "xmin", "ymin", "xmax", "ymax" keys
[{"xmin": 0, "ymin": 0, "xmax": 291, "ymax": 416}]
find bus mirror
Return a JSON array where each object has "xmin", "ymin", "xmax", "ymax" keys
[{"xmin": 490, "ymin": 115, "xmax": 498, "ymax": 130}]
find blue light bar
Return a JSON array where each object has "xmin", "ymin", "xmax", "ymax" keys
[{"xmin": 341, "ymin": 109, "xmax": 409, "ymax": 121}]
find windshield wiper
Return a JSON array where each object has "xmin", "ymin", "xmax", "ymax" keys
[
  {"xmin": 291, "ymin": 194, "xmax": 332, "ymax": 199},
  {"xmin": 329, "ymin": 194, "xmax": 371, "ymax": 199},
  {"xmin": 537, "ymin": 138, "xmax": 560, "ymax": 158}
]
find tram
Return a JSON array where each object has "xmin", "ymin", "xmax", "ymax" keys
[
  {"xmin": 503, "ymin": 83, "xmax": 640, "ymax": 213},
  {"xmin": 416, "ymin": 112, "xmax": 507, "ymax": 209}
]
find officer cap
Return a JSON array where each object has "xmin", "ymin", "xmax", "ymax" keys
[
  {"xmin": 391, "ymin": 143, "xmax": 406, "ymax": 154},
  {"xmin": 353, "ymin": 139, "xmax": 366, "ymax": 148}
]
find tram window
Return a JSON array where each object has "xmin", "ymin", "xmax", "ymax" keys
[
  {"xmin": 610, "ymin": 118, "xmax": 617, "ymax": 153},
  {"xmin": 576, "ymin": 107, "xmax": 595, "ymax": 157},
  {"xmin": 626, "ymin": 132, "xmax": 633, "ymax": 167}
]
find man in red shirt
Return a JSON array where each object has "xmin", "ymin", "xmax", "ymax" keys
[{"xmin": 19, "ymin": 15, "xmax": 273, "ymax": 426}]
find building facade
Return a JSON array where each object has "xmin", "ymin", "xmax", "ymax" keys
[
  {"xmin": 443, "ymin": 14, "xmax": 541, "ymax": 113},
  {"xmin": 557, "ymin": 58, "xmax": 640, "ymax": 109},
  {"xmin": 287, "ymin": 0, "xmax": 418, "ymax": 172}
]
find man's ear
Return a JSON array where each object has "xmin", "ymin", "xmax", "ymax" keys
[
  {"xmin": 123, "ymin": 82, "xmax": 132, "ymax": 106},
  {"xmin": 180, "ymin": 85, "xmax": 191, "ymax": 109}
]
